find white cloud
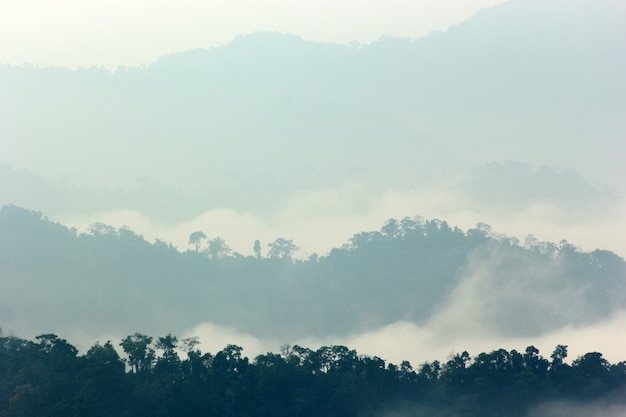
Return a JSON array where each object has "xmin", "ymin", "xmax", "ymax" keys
[
  {"xmin": 50, "ymin": 171, "xmax": 626, "ymax": 366},
  {"xmin": 291, "ymin": 310, "xmax": 626, "ymax": 368},
  {"xmin": 29, "ymin": 306, "xmax": 626, "ymax": 369},
  {"xmin": 57, "ymin": 175, "xmax": 626, "ymax": 260},
  {"xmin": 181, "ymin": 322, "xmax": 278, "ymax": 358}
]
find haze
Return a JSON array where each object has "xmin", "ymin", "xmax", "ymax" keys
[
  {"xmin": 1, "ymin": 0, "xmax": 625, "ymax": 383},
  {"xmin": 0, "ymin": 0, "xmax": 505, "ymax": 69}
]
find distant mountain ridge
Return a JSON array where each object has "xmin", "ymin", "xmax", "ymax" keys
[
  {"xmin": 1, "ymin": 204, "xmax": 624, "ymax": 342},
  {"xmin": 0, "ymin": 0, "xmax": 624, "ymax": 190},
  {"xmin": 1, "ymin": 0, "xmax": 625, "ymax": 338}
]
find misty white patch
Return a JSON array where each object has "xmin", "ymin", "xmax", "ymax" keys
[
  {"xmin": 182, "ymin": 322, "xmax": 278, "ymax": 358},
  {"xmin": 313, "ymin": 309, "xmax": 626, "ymax": 369},
  {"xmin": 52, "ymin": 179, "xmax": 626, "ymax": 261},
  {"xmin": 527, "ymin": 398, "xmax": 626, "ymax": 417},
  {"xmin": 431, "ymin": 241, "xmax": 614, "ymax": 337}
]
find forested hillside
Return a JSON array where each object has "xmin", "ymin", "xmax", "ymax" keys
[
  {"xmin": 1, "ymin": 332, "xmax": 625, "ymax": 417},
  {"xmin": 2, "ymin": 1, "xmax": 624, "ymax": 414},
  {"xmin": 1, "ymin": 204, "xmax": 624, "ymax": 341}
]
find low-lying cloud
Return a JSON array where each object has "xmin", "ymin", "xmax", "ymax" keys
[
  {"xmin": 55, "ymin": 169, "xmax": 626, "ymax": 260},
  {"xmin": 5, "ymin": 161, "xmax": 624, "ymax": 367},
  {"xmin": 526, "ymin": 397, "xmax": 626, "ymax": 417},
  {"xmin": 172, "ymin": 309, "xmax": 626, "ymax": 369}
]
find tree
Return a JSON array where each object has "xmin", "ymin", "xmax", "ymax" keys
[
  {"xmin": 89, "ymin": 222, "xmax": 117, "ymax": 237},
  {"xmin": 205, "ymin": 236, "xmax": 232, "ymax": 259},
  {"xmin": 267, "ymin": 238, "xmax": 299, "ymax": 260},
  {"xmin": 253, "ymin": 239, "xmax": 262, "ymax": 259},
  {"xmin": 155, "ymin": 334, "xmax": 181, "ymax": 374},
  {"xmin": 213, "ymin": 344, "xmax": 248, "ymax": 374},
  {"xmin": 381, "ymin": 218, "xmax": 401, "ymax": 240},
  {"xmin": 443, "ymin": 351, "xmax": 471, "ymax": 389},
  {"xmin": 84, "ymin": 341, "xmax": 125, "ymax": 373},
  {"xmin": 120, "ymin": 333, "xmax": 155, "ymax": 373},
  {"xmin": 35, "ymin": 333, "xmax": 78, "ymax": 358},
  {"xmin": 548, "ymin": 344, "xmax": 571, "ymax": 392},
  {"xmin": 418, "ymin": 360, "xmax": 441, "ymax": 381},
  {"xmin": 181, "ymin": 336, "xmax": 200, "ymax": 355},
  {"xmin": 156, "ymin": 334, "xmax": 178, "ymax": 359},
  {"xmin": 523, "ymin": 345, "xmax": 548, "ymax": 375},
  {"xmin": 77, "ymin": 341, "xmax": 128, "ymax": 416},
  {"xmin": 573, "ymin": 353, "xmax": 611, "ymax": 384},
  {"xmin": 550, "ymin": 344, "xmax": 568, "ymax": 368},
  {"xmin": 188, "ymin": 231, "xmax": 207, "ymax": 252}
]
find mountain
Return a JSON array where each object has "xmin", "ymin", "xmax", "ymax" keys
[
  {"xmin": 1, "ymin": 0, "xmax": 625, "ymax": 351},
  {"xmin": 0, "ymin": 0, "xmax": 624, "ymax": 193},
  {"xmin": 1, "ymin": 205, "xmax": 624, "ymax": 344}
]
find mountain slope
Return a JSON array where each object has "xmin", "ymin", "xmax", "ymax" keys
[
  {"xmin": 1, "ymin": 205, "xmax": 624, "ymax": 342},
  {"xmin": 0, "ymin": 0, "xmax": 624, "ymax": 191}
]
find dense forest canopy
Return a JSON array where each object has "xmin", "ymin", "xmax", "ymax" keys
[{"xmin": 1, "ymin": 331, "xmax": 625, "ymax": 417}]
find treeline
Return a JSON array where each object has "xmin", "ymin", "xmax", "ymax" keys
[
  {"xmin": 1, "ymin": 332, "xmax": 625, "ymax": 417},
  {"xmin": 1, "ymin": 204, "xmax": 625, "ymax": 340}
]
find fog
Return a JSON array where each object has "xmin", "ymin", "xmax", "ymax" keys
[
  {"xmin": 64, "ymin": 307, "xmax": 626, "ymax": 371},
  {"xmin": 53, "ymin": 237, "xmax": 626, "ymax": 368},
  {"xmin": 526, "ymin": 398, "xmax": 626, "ymax": 417},
  {"xmin": 176, "ymin": 241, "xmax": 626, "ymax": 366},
  {"xmin": 53, "ymin": 169, "xmax": 626, "ymax": 259},
  {"xmin": 189, "ymin": 239, "xmax": 626, "ymax": 364},
  {"xmin": 1, "ymin": 0, "xmax": 625, "ymax": 391},
  {"xmin": 0, "ymin": 0, "xmax": 506, "ymax": 69}
]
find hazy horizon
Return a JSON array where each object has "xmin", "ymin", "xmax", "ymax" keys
[
  {"xmin": 1, "ymin": 0, "xmax": 625, "ymax": 390},
  {"xmin": 0, "ymin": 0, "xmax": 507, "ymax": 69}
]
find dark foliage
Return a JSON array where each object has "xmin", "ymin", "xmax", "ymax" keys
[{"xmin": 1, "ymin": 334, "xmax": 625, "ymax": 417}]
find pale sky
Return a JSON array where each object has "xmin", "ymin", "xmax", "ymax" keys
[{"xmin": 0, "ymin": 0, "xmax": 506, "ymax": 69}]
